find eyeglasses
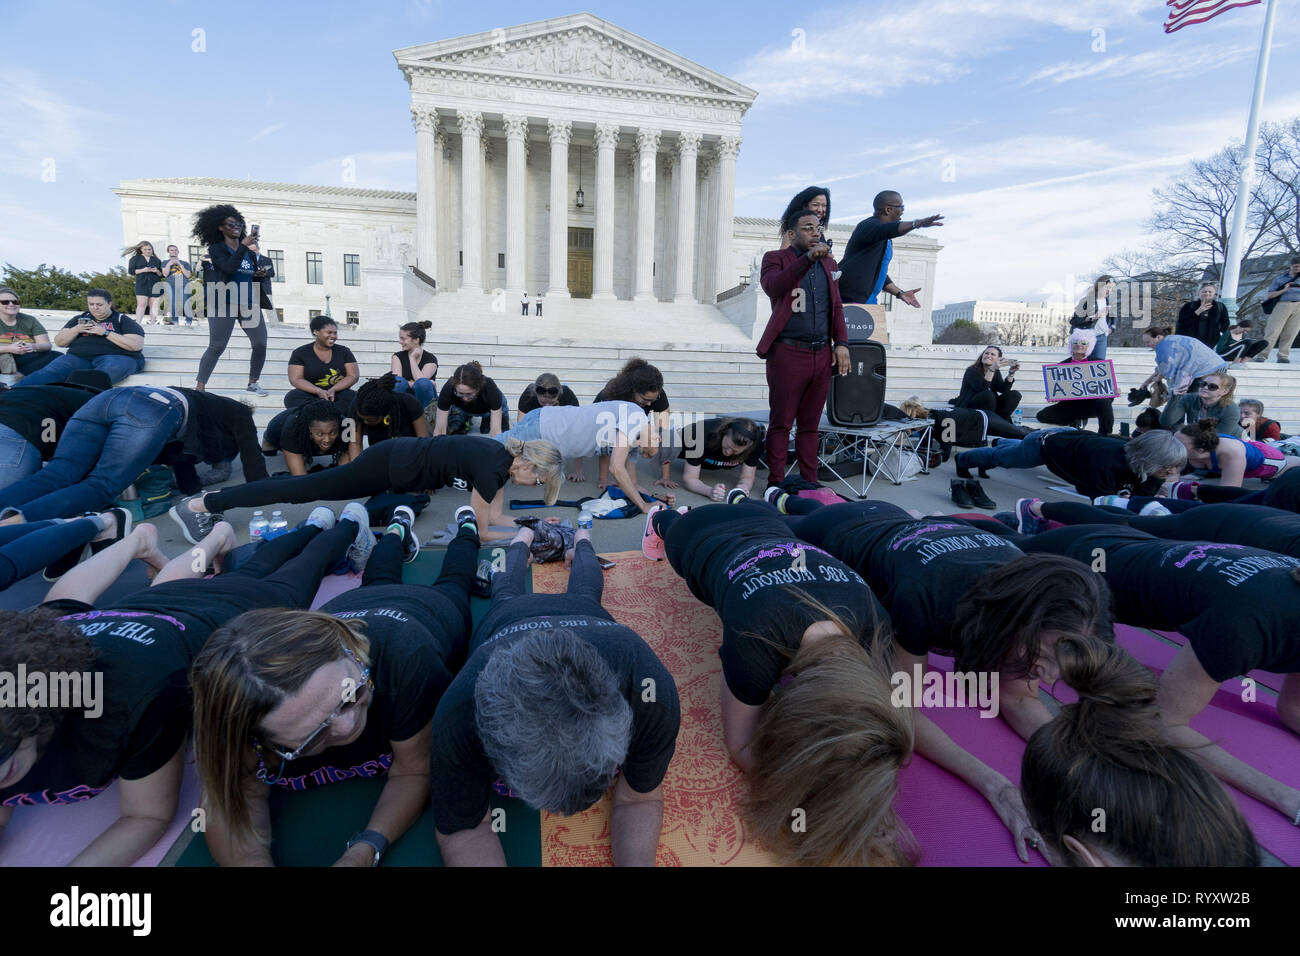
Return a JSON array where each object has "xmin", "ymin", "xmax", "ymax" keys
[
  {"xmin": 535, "ymin": 385, "xmax": 560, "ymax": 396},
  {"xmin": 886, "ymin": 204, "xmax": 905, "ymax": 212},
  {"xmin": 1199, "ymin": 383, "xmax": 1221, "ymax": 391},
  {"xmin": 253, "ymin": 649, "xmax": 372, "ymax": 784}
]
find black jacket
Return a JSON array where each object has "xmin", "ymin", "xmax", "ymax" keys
[
  {"xmin": 1175, "ymin": 300, "xmax": 1228, "ymax": 349},
  {"xmin": 837, "ymin": 216, "xmax": 902, "ymax": 304},
  {"xmin": 154, "ymin": 388, "xmax": 268, "ymax": 491},
  {"xmin": 953, "ymin": 367, "xmax": 1013, "ymax": 408},
  {"xmin": 205, "ymin": 241, "xmax": 257, "ymax": 319}
]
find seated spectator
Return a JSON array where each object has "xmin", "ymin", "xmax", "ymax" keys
[
  {"xmin": 262, "ymin": 400, "xmax": 361, "ymax": 476},
  {"xmin": 0, "ymin": 371, "xmax": 107, "ymax": 492},
  {"xmin": 286, "ymin": 315, "xmax": 359, "ymax": 414},
  {"xmin": 1159, "ymin": 372, "xmax": 1242, "ymax": 437},
  {"xmin": 517, "ymin": 372, "xmax": 579, "ymax": 421},
  {"xmin": 1215, "ymin": 319, "xmax": 1270, "ymax": 363},
  {"xmin": 1239, "ymin": 398, "xmax": 1282, "ymax": 441},
  {"xmin": 1035, "ymin": 330, "xmax": 1115, "ymax": 435},
  {"xmin": 13, "ymin": 290, "xmax": 145, "ymax": 388},
  {"xmin": 674, "ymin": 417, "xmax": 765, "ymax": 501},
  {"xmin": 1175, "ymin": 282, "xmax": 1229, "ymax": 349},
  {"xmin": 0, "ymin": 288, "xmax": 57, "ymax": 380},
  {"xmin": 1175, "ymin": 419, "xmax": 1299, "ymax": 487},
  {"xmin": 953, "ymin": 345, "xmax": 1026, "ymax": 438},
  {"xmin": 1021, "ymin": 636, "xmax": 1258, "ymax": 867},
  {"xmin": 390, "ymin": 320, "xmax": 438, "ymax": 407},
  {"xmin": 1137, "ymin": 327, "xmax": 1228, "ymax": 396},
  {"xmin": 433, "ymin": 361, "xmax": 509, "ymax": 437},
  {"xmin": 353, "ymin": 374, "xmax": 430, "ymax": 446},
  {"xmin": 429, "ymin": 524, "xmax": 679, "ymax": 866}
]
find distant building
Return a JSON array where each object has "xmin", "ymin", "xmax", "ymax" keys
[{"xmin": 931, "ymin": 299, "xmax": 1067, "ymax": 345}]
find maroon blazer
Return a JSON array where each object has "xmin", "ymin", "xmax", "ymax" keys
[{"xmin": 756, "ymin": 246, "xmax": 848, "ymax": 359}]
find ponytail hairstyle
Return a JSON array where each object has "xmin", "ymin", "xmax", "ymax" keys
[
  {"xmin": 954, "ymin": 554, "xmax": 1112, "ymax": 678},
  {"xmin": 355, "ymin": 374, "xmax": 403, "ymax": 440},
  {"xmin": 602, "ymin": 358, "xmax": 664, "ymax": 404},
  {"xmin": 291, "ymin": 399, "xmax": 344, "ymax": 456},
  {"xmin": 191, "ymin": 609, "xmax": 372, "ymax": 846},
  {"xmin": 450, "ymin": 361, "xmax": 487, "ymax": 394},
  {"xmin": 1021, "ymin": 636, "xmax": 1259, "ymax": 867},
  {"xmin": 400, "ymin": 320, "xmax": 432, "ymax": 345},
  {"xmin": 743, "ymin": 604, "xmax": 916, "ymax": 867},
  {"xmin": 504, "ymin": 436, "xmax": 564, "ymax": 506},
  {"xmin": 1180, "ymin": 418, "xmax": 1221, "ymax": 453}
]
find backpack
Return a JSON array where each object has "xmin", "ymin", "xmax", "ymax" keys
[{"xmin": 133, "ymin": 464, "xmax": 176, "ymax": 518}]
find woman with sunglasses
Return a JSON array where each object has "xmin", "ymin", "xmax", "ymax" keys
[
  {"xmin": 516, "ymin": 372, "xmax": 579, "ymax": 423},
  {"xmin": 1175, "ymin": 419, "xmax": 1300, "ymax": 489},
  {"xmin": 433, "ymin": 362, "xmax": 508, "ymax": 437},
  {"xmin": 173, "ymin": 435, "xmax": 563, "ymax": 544},
  {"xmin": 0, "ymin": 508, "xmax": 359, "ymax": 865},
  {"xmin": 191, "ymin": 205, "xmax": 271, "ymax": 398},
  {"xmin": 0, "ymin": 287, "xmax": 56, "ymax": 379},
  {"xmin": 1159, "ymin": 372, "xmax": 1242, "ymax": 436},
  {"xmin": 191, "ymin": 508, "xmax": 480, "ymax": 866}
]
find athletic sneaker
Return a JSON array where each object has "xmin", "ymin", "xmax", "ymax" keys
[
  {"xmin": 726, "ymin": 488, "xmax": 748, "ymax": 505},
  {"xmin": 387, "ymin": 505, "xmax": 421, "ymax": 563},
  {"xmin": 1092, "ymin": 494, "xmax": 1131, "ymax": 510},
  {"xmin": 1139, "ymin": 501, "xmax": 1172, "ymax": 517},
  {"xmin": 641, "ymin": 504, "xmax": 666, "ymax": 561},
  {"xmin": 246, "ymin": 381, "xmax": 269, "ymax": 397},
  {"xmin": 1014, "ymin": 498, "xmax": 1047, "ymax": 535},
  {"xmin": 992, "ymin": 511, "xmax": 1019, "ymax": 532},
  {"xmin": 170, "ymin": 495, "xmax": 224, "ymax": 545},
  {"xmin": 340, "ymin": 502, "xmax": 376, "ymax": 572},
  {"xmin": 305, "ymin": 507, "xmax": 336, "ymax": 531},
  {"xmin": 764, "ymin": 485, "xmax": 789, "ymax": 512},
  {"xmin": 88, "ymin": 507, "xmax": 133, "ymax": 556},
  {"xmin": 454, "ymin": 505, "xmax": 477, "ymax": 531}
]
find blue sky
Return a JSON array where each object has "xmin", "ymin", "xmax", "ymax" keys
[{"xmin": 3, "ymin": 0, "xmax": 1297, "ymax": 305}]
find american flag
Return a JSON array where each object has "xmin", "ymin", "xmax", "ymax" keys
[{"xmin": 1164, "ymin": 0, "xmax": 1262, "ymax": 33}]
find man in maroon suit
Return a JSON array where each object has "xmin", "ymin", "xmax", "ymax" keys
[{"xmin": 757, "ymin": 208, "xmax": 850, "ymax": 485}]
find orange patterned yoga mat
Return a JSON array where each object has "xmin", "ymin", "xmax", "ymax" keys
[{"xmin": 532, "ymin": 552, "xmax": 778, "ymax": 867}]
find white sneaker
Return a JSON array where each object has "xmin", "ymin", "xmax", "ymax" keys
[
  {"xmin": 305, "ymin": 507, "xmax": 335, "ymax": 531},
  {"xmin": 1138, "ymin": 502, "xmax": 1172, "ymax": 517},
  {"xmin": 340, "ymin": 502, "xmax": 375, "ymax": 571}
]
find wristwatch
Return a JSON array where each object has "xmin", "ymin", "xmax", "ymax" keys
[{"xmin": 346, "ymin": 829, "xmax": 389, "ymax": 866}]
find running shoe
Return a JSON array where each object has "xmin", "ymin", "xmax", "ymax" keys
[
  {"xmin": 387, "ymin": 505, "xmax": 420, "ymax": 563},
  {"xmin": 1138, "ymin": 501, "xmax": 1172, "ymax": 517},
  {"xmin": 246, "ymin": 381, "xmax": 269, "ymax": 397},
  {"xmin": 340, "ymin": 502, "xmax": 375, "ymax": 572},
  {"xmin": 305, "ymin": 507, "xmax": 336, "ymax": 531},
  {"xmin": 1014, "ymin": 498, "xmax": 1046, "ymax": 535},
  {"xmin": 764, "ymin": 485, "xmax": 790, "ymax": 512},
  {"xmin": 641, "ymin": 504, "xmax": 666, "ymax": 561},
  {"xmin": 1092, "ymin": 494, "xmax": 1131, "ymax": 510},
  {"xmin": 170, "ymin": 494, "xmax": 224, "ymax": 545},
  {"xmin": 725, "ymin": 488, "xmax": 748, "ymax": 505},
  {"xmin": 454, "ymin": 505, "xmax": 478, "ymax": 530}
]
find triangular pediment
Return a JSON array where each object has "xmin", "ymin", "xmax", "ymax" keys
[{"xmin": 395, "ymin": 13, "xmax": 755, "ymax": 103}]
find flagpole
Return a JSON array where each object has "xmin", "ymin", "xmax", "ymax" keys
[{"xmin": 1220, "ymin": 0, "xmax": 1278, "ymax": 319}]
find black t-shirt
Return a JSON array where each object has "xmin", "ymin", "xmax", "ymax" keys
[
  {"xmin": 594, "ymin": 385, "xmax": 669, "ymax": 414},
  {"xmin": 436, "ymin": 377, "xmax": 505, "ymax": 416},
  {"xmin": 675, "ymin": 514, "xmax": 887, "ymax": 706},
  {"xmin": 360, "ymin": 393, "xmax": 423, "ymax": 447},
  {"xmin": 394, "ymin": 351, "xmax": 438, "ymax": 383},
  {"xmin": 1034, "ymin": 526, "xmax": 1300, "ymax": 681},
  {"xmin": 429, "ymin": 614, "xmax": 679, "ymax": 834},
  {"xmin": 517, "ymin": 384, "xmax": 580, "ymax": 415},
  {"xmin": 1041, "ymin": 432, "xmax": 1161, "ymax": 498},
  {"xmin": 676, "ymin": 418, "xmax": 764, "ymax": 470},
  {"xmin": 800, "ymin": 503, "xmax": 1023, "ymax": 656},
  {"xmin": 0, "ymin": 601, "xmax": 199, "ymax": 807},
  {"xmin": 386, "ymin": 436, "xmax": 513, "ymax": 500},
  {"xmin": 258, "ymin": 586, "xmax": 462, "ymax": 792},
  {"xmin": 289, "ymin": 343, "xmax": 358, "ymax": 390},
  {"xmin": 0, "ymin": 385, "xmax": 94, "ymax": 460},
  {"xmin": 62, "ymin": 312, "xmax": 145, "ymax": 359},
  {"xmin": 1141, "ymin": 504, "xmax": 1300, "ymax": 558},
  {"xmin": 263, "ymin": 407, "xmax": 347, "ymax": 464}
]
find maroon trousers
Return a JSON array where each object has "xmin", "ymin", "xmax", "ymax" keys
[{"xmin": 764, "ymin": 342, "xmax": 832, "ymax": 482}]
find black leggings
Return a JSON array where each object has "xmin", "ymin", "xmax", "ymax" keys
[
  {"xmin": 207, "ymin": 440, "xmax": 403, "ymax": 512},
  {"xmin": 958, "ymin": 390, "xmax": 1027, "ymax": 439},
  {"xmin": 1036, "ymin": 398, "xmax": 1115, "ymax": 435},
  {"xmin": 197, "ymin": 315, "xmax": 268, "ymax": 384},
  {"xmin": 472, "ymin": 538, "xmax": 608, "ymax": 645},
  {"xmin": 651, "ymin": 503, "xmax": 794, "ymax": 578},
  {"xmin": 1041, "ymin": 501, "xmax": 1300, "ymax": 557},
  {"xmin": 111, "ymin": 520, "xmax": 355, "ymax": 629}
]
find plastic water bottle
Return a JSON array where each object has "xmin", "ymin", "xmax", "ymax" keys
[
  {"xmin": 265, "ymin": 510, "xmax": 289, "ymax": 540},
  {"xmin": 578, "ymin": 507, "xmax": 594, "ymax": 530},
  {"xmin": 1012, "ymin": 408, "xmax": 1023, "ymax": 428},
  {"xmin": 248, "ymin": 511, "xmax": 269, "ymax": 542}
]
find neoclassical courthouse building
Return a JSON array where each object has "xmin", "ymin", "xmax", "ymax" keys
[{"xmin": 115, "ymin": 14, "xmax": 940, "ymax": 344}]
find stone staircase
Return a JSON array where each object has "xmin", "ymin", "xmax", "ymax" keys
[{"xmin": 25, "ymin": 313, "xmax": 1300, "ymax": 433}]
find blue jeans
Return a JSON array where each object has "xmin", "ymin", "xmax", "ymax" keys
[
  {"xmin": 493, "ymin": 407, "xmax": 542, "ymax": 445},
  {"xmin": 1087, "ymin": 334, "xmax": 1108, "ymax": 360},
  {"xmin": 394, "ymin": 377, "xmax": 436, "ymax": 406},
  {"xmin": 0, "ymin": 517, "xmax": 102, "ymax": 589},
  {"xmin": 0, "ymin": 423, "xmax": 43, "ymax": 492},
  {"xmin": 167, "ymin": 277, "xmax": 192, "ymax": 321},
  {"xmin": 0, "ymin": 388, "xmax": 185, "ymax": 521},
  {"xmin": 14, "ymin": 351, "xmax": 145, "ymax": 388},
  {"xmin": 955, "ymin": 427, "xmax": 1070, "ymax": 472}
]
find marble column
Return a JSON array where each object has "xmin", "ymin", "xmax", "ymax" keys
[
  {"xmin": 633, "ymin": 127, "xmax": 661, "ymax": 303},
  {"xmin": 457, "ymin": 110, "xmax": 485, "ymax": 293},
  {"xmin": 696, "ymin": 152, "xmax": 715, "ymax": 302},
  {"xmin": 713, "ymin": 136, "xmax": 740, "ymax": 301},
  {"xmin": 592, "ymin": 122, "xmax": 619, "ymax": 300},
  {"xmin": 436, "ymin": 125, "xmax": 451, "ymax": 289},
  {"xmin": 546, "ymin": 118, "xmax": 572, "ymax": 298},
  {"xmin": 501, "ymin": 115, "xmax": 528, "ymax": 296},
  {"xmin": 674, "ymin": 132, "xmax": 701, "ymax": 304},
  {"xmin": 411, "ymin": 106, "xmax": 437, "ymax": 280}
]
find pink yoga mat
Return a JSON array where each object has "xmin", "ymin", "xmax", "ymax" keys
[{"xmin": 309, "ymin": 572, "xmax": 362, "ymax": 608}]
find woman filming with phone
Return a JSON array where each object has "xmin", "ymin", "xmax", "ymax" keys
[
  {"xmin": 191, "ymin": 204, "xmax": 270, "ymax": 398},
  {"xmin": 952, "ymin": 346, "xmax": 1028, "ymax": 439}
]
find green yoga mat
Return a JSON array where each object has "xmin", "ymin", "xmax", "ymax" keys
[{"xmin": 173, "ymin": 547, "xmax": 542, "ymax": 867}]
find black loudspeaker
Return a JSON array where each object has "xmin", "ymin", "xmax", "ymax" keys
[{"xmin": 827, "ymin": 341, "xmax": 887, "ymax": 428}]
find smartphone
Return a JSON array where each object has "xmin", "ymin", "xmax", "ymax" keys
[
  {"xmin": 249, "ymin": 223, "xmax": 260, "ymax": 238},
  {"xmin": 598, "ymin": 557, "xmax": 616, "ymax": 570}
]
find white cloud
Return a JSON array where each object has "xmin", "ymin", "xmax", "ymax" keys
[
  {"xmin": 248, "ymin": 123, "xmax": 285, "ymax": 144},
  {"xmin": 1023, "ymin": 43, "xmax": 1257, "ymax": 86}
]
